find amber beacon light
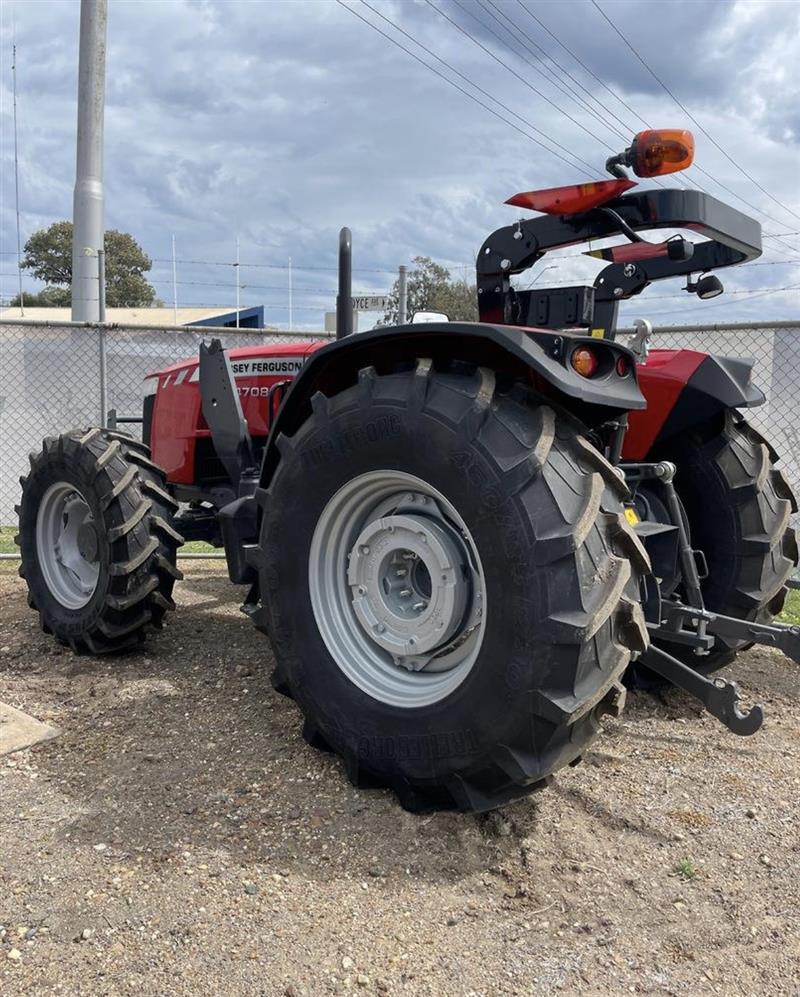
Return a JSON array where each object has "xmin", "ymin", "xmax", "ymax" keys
[{"xmin": 629, "ymin": 129, "xmax": 695, "ymax": 177}]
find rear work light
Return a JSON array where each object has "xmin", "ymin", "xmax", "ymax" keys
[{"xmin": 571, "ymin": 346, "xmax": 600, "ymax": 378}]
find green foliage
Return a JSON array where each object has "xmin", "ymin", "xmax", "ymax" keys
[
  {"xmin": 383, "ymin": 256, "xmax": 478, "ymax": 324},
  {"xmin": 10, "ymin": 287, "xmax": 71, "ymax": 307},
  {"xmin": 21, "ymin": 221, "xmax": 156, "ymax": 307},
  {"xmin": 779, "ymin": 588, "xmax": 800, "ymax": 625},
  {"xmin": 675, "ymin": 856, "xmax": 697, "ymax": 880}
]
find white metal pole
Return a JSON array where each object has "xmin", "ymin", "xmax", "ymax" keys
[
  {"xmin": 171, "ymin": 234, "xmax": 178, "ymax": 324},
  {"xmin": 71, "ymin": 0, "xmax": 107, "ymax": 322},
  {"xmin": 12, "ymin": 44, "xmax": 25, "ymax": 315},
  {"xmin": 235, "ymin": 237, "xmax": 240, "ymax": 328}
]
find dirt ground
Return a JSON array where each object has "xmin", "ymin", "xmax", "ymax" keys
[{"xmin": 1, "ymin": 562, "xmax": 798, "ymax": 997}]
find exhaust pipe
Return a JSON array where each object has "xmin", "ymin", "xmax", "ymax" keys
[{"xmin": 336, "ymin": 227, "xmax": 353, "ymax": 339}]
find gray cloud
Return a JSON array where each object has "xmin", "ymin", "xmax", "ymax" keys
[{"xmin": 1, "ymin": 0, "xmax": 798, "ymax": 325}]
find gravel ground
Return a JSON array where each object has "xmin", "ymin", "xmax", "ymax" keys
[{"xmin": 1, "ymin": 562, "xmax": 798, "ymax": 996}]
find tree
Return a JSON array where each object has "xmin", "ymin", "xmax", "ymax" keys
[
  {"xmin": 21, "ymin": 221, "xmax": 157, "ymax": 307},
  {"xmin": 10, "ymin": 287, "xmax": 71, "ymax": 307},
  {"xmin": 383, "ymin": 256, "xmax": 479, "ymax": 324}
]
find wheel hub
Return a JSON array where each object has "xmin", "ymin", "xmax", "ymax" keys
[
  {"xmin": 347, "ymin": 513, "xmax": 470, "ymax": 660},
  {"xmin": 36, "ymin": 483, "xmax": 101, "ymax": 609},
  {"xmin": 309, "ymin": 471, "xmax": 487, "ymax": 708}
]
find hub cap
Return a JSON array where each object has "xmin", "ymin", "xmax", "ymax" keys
[
  {"xmin": 35, "ymin": 482, "xmax": 101, "ymax": 609},
  {"xmin": 309, "ymin": 471, "xmax": 486, "ymax": 708}
]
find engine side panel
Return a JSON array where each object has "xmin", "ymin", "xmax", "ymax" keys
[{"xmin": 147, "ymin": 342, "xmax": 323, "ymax": 484}]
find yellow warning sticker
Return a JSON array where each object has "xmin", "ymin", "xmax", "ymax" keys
[
  {"xmin": 624, "ymin": 507, "xmax": 640, "ymax": 526},
  {"xmin": 590, "ymin": 328, "xmax": 605, "ymax": 338}
]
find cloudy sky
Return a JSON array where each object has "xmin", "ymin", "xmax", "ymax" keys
[{"xmin": 1, "ymin": 0, "xmax": 799, "ymax": 328}]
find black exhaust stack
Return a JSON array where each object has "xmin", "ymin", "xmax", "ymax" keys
[{"xmin": 336, "ymin": 226, "xmax": 353, "ymax": 339}]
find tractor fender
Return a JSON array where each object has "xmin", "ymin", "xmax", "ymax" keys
[
  {"xmin": 258, "ymin": 321, "xmax": 644, "ymax": 490},
  {"xmin": 624, "ymin": 351, "xmax": 765, "ymax": 459}
]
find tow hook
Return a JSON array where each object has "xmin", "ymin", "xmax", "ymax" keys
[{"xmin": 640, "ymin": 645, "xmax": 763, "ymax": 736}]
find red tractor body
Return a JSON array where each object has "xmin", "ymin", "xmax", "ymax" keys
[
  {"xmin": 144, "ymin": 341, "xmax": 325, "ymax": 484},
  {"xmin": 144, "ymin": 340, "xmax": 713, "ymax": 481}
]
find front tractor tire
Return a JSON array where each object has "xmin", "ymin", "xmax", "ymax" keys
[
  {"xmin": 656, "ymin": 410, "xmax": 798, "ymax": 673},
  {"xmin": 253, "ymin": 361, "xmax": 649, "ymax": 813},
  {"xmin": 17, "ymin": 429, "xmax": 183, "ymax": 654}
]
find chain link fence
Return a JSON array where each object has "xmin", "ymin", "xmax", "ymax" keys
[
  {"xmin": 0, "ymin": 321, "xmax": 331, "ymax": 529},
  {"xmin": 1, "ymin": 318, "xmax": 798, "ymax": 534}
]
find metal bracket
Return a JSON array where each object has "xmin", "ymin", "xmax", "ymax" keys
[
  {"xmin": 199, "ymin": 338, "xmax": 258, "ymax": 494},
  {"xmin": 654, "ymin": 603, "xmax": 800, "ymax": 664},
  {"xmin": 641, "ymin": 645, "xmax": 763, "ymax": 736}
]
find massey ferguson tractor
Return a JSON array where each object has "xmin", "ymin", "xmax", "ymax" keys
[{"xmin": 16, "ymin": 129, "xmax": 800, "ymax": 813}]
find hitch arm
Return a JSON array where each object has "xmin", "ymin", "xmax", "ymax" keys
[
  {"xmin": 640, "ymin": 644, "xmax": 763, "ymax": 736},
  {"xmin": 702, "ymin": 609, "xmax": 800, "ymax": 665},
  {"xmin": 663, "ymin": 602, "xmax": 800, "ymax": 666}
]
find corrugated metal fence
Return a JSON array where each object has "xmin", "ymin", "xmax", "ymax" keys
[{"xmin": 1, "ymin": 319, "xmax": 798, "ymax": 533}]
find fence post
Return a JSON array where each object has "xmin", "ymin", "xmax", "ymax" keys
[
  {"xmin": 98, "ymin": 324, "xmax": 108, "ymax": 427},
  {"xmin": 98, "ymin": 247, "xmax": 106, "ymax": 323}
]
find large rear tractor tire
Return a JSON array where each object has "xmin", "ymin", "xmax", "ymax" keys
[
  {"xmin": 655, "ymin": 410, "xmax": 798, "ymax": 673},
  {"xmin": 252, "ymin": 361, "xmax": 649, "ymax": 813},
  {"xmin": 17, "ymin": 429, "xmax": 183, "ymax": 654}
]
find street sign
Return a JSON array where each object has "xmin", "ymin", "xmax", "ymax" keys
[{"xmin": 351, "ymin": 295, "xmax": 389, "ymax": 312}]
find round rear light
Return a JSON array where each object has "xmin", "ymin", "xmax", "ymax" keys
[
  {"xmin": 571, "ymin": 346, "xmax": 599, "ymax": 378},
  {"xmin": 616, "ymin": 355, "xmax": 629, "ymax": 377}
]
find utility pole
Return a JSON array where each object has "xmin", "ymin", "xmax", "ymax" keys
[
  {"xmin": 398, "ymin": 264, "xmax": 408, "ymax": 324},
  {"xmin": 71, "ymin": 0, "xmax": 107, "ymax": 322}
]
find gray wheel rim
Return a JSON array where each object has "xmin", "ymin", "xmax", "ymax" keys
[
  {"xmin": 35, "ymin": 482, "xmax": 101, "ymax": 610},
  {"xmin": 309, "ymin": 470, "xmax": 486, "ymax": 708}
]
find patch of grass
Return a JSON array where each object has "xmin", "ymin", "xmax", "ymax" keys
[
  {"xmin": 180, "ymin": 540, "xmax": 219, "ymax": 554},
  {"xmin": 0, "ymin": 526, "xmax": 18, "ymax": 555},
  {"xmin": 675, "ymin": 856, "xmax": 697, "ymax": 880},
  {"xmin": 778, "ymin": 588, "xmax": 800, "ymax": 626}
]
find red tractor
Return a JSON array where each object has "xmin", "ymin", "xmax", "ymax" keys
[{"xmin": 17, "ymin": 129, "xmax": 799, "ymax": 813}]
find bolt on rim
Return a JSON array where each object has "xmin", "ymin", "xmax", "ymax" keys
[
  {"xmin": 35, "ymin": 482, "xmax": 101, "ymax": 610},
  {"xmin": 309, "ymin": 470, "xmax": 487, "ymax": 708}
]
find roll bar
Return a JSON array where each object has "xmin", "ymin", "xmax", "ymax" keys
[{"xmin": 477, "ymin": 188, "xmax": 762, "ymax": 338}]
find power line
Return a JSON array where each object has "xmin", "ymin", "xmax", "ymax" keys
[
  {"xmin": 423, "ymin": 0, "xmax": 620, "ymax": 154},
  {"xmin": 476, "ymin": 0, "xmax": 632, "ymax": 142},
  {"xmin": 590, "ymin": 1, "xmax": 800, "ymax": 229},
  {"xmin": 516, "ymin": 0, "xmax": 646, "ymax": 134},
  {"xmin": 335, "ymin": 0, "xmax": 598, "ymax": 176},
  {"xmin": 356, "ymin": 0, "xmax": 602, "ymax": 174},
  {"xmin": 463, "ymin": 0, "xmax": 628, "ymax": 143}
]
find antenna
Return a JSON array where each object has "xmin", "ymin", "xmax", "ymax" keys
[
  {"xmin": 12, "ymin": 42, "xmax": 24, "ymax": 314},
  {"xmin": 235, "ymin": 236, "xmax": 240, "ymax": 328}
]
